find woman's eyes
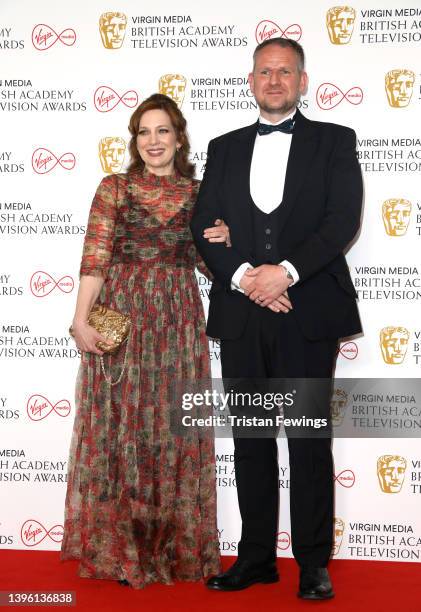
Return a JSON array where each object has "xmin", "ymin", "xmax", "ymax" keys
[{"xmin": 138, "ymin": 128, "xmax": 170, "ymax": 135}]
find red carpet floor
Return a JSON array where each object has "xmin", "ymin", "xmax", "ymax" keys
[{"xmin": 0, "ymin": 552, "xmax": 420, "ymax": 612}]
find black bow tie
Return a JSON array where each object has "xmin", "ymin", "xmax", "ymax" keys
[{"xmin": 257, "ymin": 118, "xmax": 295, "ymax": 136}]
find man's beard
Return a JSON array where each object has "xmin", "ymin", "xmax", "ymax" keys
[{"xmin": 259, "ymin": 97, "xmax": 299, "ymax": 116}]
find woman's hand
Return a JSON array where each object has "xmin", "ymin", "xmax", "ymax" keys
[
  {"xmin": 203, "ymin": 218, "xmax": 231, "ymax": 247},
  {"xmin": 71, "ymin": 320, "xmax": 111, "ymax": 355}
]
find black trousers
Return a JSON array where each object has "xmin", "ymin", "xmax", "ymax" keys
[{"xmin": 220, "ymin": 304, "xmax": 337, "ymax": 568}]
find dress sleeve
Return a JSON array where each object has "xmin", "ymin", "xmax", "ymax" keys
[
  {"xmin": 80, "ymin": 175, "xmax": 118, "ymax": 278},
  {"xmin": 191, "ymin": 179, "xmax": 214, "ymax": 280}
]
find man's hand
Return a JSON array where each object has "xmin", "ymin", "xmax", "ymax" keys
[
  {"xmin": 239, "ymin": 269, "xmax": 256, "ymax": 294},
  {"xmin": 239, "ymin": 266, "xmax": 292, "ymax": 313},
  {"xmin": 246, "ymin": 264, "xmax": 292, "ymax": 307},
  {"xmin": 266, "ymin": 293, "xmax": 292, "ymax": 313}
]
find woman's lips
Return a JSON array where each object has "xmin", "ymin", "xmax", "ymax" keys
[{"xmin": 147, "ymin": 149, "xmax": 165, "ymax": 157}]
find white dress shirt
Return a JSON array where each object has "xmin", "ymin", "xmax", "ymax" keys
[{"xmin": 231, "ymin": 111, "xmax": 299, "ymax": 291}]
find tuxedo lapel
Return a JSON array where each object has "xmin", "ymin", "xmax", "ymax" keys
[
  {"xmin": 231, "ymin": 122, "xmax": 257, "ymax": 206},
  {"xmin": 278, "ymin": 110, "xmax": 318, "ymax": 234},
  {"xmin": 229, "ymin": 123, "xmax": 258, "ymax": 257}
]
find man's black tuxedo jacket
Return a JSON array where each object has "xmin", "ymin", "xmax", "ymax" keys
[{"xmin": 190, "ymin": 110, "xmax": 363, "ymax": 341}]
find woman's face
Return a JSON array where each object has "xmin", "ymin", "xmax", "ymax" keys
[{"xmin": 136, "ymin": 109, "xmax": 180, "ymax": 175}]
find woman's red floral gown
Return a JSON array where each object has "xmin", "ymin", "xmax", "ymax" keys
[{"xmin": 61, "ymin": 168, "xmax": 221, "ymax": 588}]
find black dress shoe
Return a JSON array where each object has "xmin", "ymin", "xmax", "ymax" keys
[
  {"xmin": 206, "ymin": 559, "xmax": 279, "ymax": 591},
  {"xmin": 118, "ymin": 579, "xmax": 131, "ymax": 587},
  {"xmin": 298, "ymin": 567, "xmax": 334, "ymax": 600}
]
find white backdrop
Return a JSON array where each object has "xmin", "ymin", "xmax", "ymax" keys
[{"xmin": 1, "ymin": 0, "xmax": 421, "ymax": 562}]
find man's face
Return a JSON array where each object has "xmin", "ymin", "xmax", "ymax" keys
[
  {"xmin": 248, "ymin": 45, "xmax": 308, "ymax": 119},
  {"xmin": 378, "ymin": 459, "xmax": 406, "ymax": 493},
  {"xmin": 383, "ymin": 200, "xmax": 411, "ymax": 236},
  {"xmin": 386, "ymin": 71, "xmax": 415, "ymax": 108},
  {"xmin": 327, "ymin": 8, "xmax": 355, "ymax": 44},
  {"xmin": 99, "ymin": 138, "xmax": 125, "ymax": 173},
  {"xmin": 380, "ymin": 328, "xmax": 409, "ymax": 364},
  {"xmin": 100, "ymin": 15, "xmax": 126, "ymax": 49}
]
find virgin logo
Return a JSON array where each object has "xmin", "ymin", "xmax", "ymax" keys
[
  {"xmin": 30, "ymin": 271, "xmax": 74, "ymax": 297},
  {"xmin": 32, "ymin": 24, "xmax": 76, "ymax": 51},
  {"xmin": 255, "ymin": 20, "xmax": 302, "ymax": 44},
  {"xmin": 27, "ymin": 395, "xmax": 71, "ymax": 421},
  {"xmin": 334, "ymin": 469, "xmax": 356, "ymax": 488},
  {"xmin": 21, "ymin": 520, "xmax": 64, "ymax": 547},
  {"xmin": 32, "ymin": 148, "xmax": 76, "ymax": 174},
  {"xmin": 316, "ymin": 83, "xmax": 363, "ymax": 110},
  {"xmin": 94, "ymin": 86, "xmax": 139, "ymax": 112},
  {"xmin": 276, "ymin": 531, "xmax": 291, "ymax": 550},
  {"xmin": 338, "ymin": 342, "xmax": 358, "ymax": 360}
]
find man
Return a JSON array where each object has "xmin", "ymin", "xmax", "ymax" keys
[{"xmin": 191, "ymin": 38, "xmax": 362, "ymax": 600}]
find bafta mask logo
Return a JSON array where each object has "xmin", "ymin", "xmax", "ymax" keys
[
  {"xmin": 331, "ymin": 388, "xmax": 348, "ymax": 427},
  {"xmin": 382, "ymin": 199, "xmax": 412, "ymax": 237},
  {"xmin": 380, "ymin": 326, "xmax": 410, "ymax": 365},
  {"xmin": 326, "ymin": 6, "xmax": 356, "ymax": 45},
  {"xmin": 98, "ymin": 137, "xmax": 126, "ymax": 173},
  {"xmin": 333, "ymin": 518, "xmax": 345, "ymax": 555},
  {"xmin": 99, "ymin": 12, "xmax": 127, "ymax": 49},
  {"xmin": 159, "ymin": 74, "xmax": 187, "ymax": 108},
  {"xmin": 385, "ymin": 70, "xmax": 415, "ymax": 108},
  {"xmin": 377, "ymin": 455, "xmax": 407, "ymax": 493}
]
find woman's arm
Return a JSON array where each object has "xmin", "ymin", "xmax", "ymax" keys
[{"xmin": 71, "ymin": 175, "xmax": 118, "ymax": 354}]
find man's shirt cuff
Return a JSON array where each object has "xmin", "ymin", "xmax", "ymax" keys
[
  {"xmin": 231, "ymin": 262, "xmax": 253, "ymax": 293},
  {"xmin": 280, "ymin": 260, "xmax": 299, "ymax": 285}
]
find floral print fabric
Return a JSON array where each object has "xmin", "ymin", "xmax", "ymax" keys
[{"xmin": 61, "ymin": 168, "xmax": 220, "ymax": 588}]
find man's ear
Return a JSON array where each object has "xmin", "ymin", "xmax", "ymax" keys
[{"xmin": 300, "ymin": 71, "xmax": 309, "ymax": 96}]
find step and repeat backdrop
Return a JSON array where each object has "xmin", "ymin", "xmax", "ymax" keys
[{"xmin": 1, "ymin": 0, "xmax": 421, "ymax": 562}]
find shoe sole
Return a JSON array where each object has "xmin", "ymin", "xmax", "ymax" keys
[
  {"xmin": 298, "ymin": 590, "xmax": 335, "ymax": 600},
  {"xmin": 207, "ymin": 573, "xmax": 279, "ymax": 591}
]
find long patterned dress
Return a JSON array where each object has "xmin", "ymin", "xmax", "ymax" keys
[{"xmin": 61, "ymin": 167, "xmax": 221, "ymax": 588}]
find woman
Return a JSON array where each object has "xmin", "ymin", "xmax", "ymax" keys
[{"xmin": 61, "ymin": 94, "xmax": 228, "ymax": 588}]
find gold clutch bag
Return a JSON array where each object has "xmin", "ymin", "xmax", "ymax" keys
[{"xmin": 69, "ymin": 304, "xmax": 131, "ymax": 354}]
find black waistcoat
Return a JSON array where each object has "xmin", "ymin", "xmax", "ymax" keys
[{"xmin": 252, "ymin": 201, "xmax": 282, "ymax": 266}]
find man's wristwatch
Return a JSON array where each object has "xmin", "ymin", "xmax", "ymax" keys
[{"xmin": 280, "ymin": 265, "xmax": 294, "ymax": 283}]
